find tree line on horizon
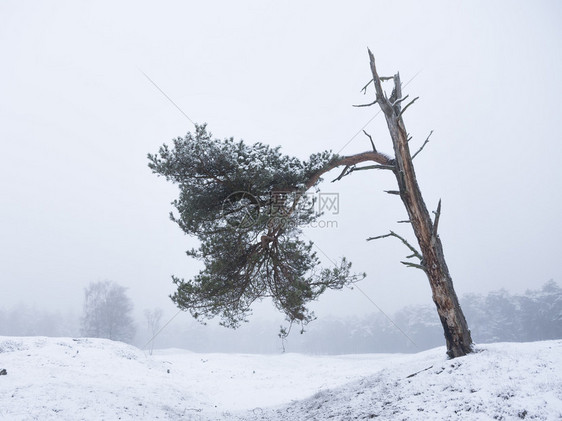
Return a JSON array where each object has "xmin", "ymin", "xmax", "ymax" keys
[{"xmin": 0, "ymin": 280, "xmax": 559, "ymax": 354}]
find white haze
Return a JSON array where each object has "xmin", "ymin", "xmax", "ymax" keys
[{"xmin": 1, "ymin": 1, "xmax": 561, "ymax": 336}]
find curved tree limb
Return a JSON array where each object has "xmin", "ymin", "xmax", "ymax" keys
[{"xmin": 304, "ymin": 150, "xmax": 395, "ymax": 190}]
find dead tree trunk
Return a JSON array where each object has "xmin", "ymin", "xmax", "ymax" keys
[
  {"xmin": 304, "ymin": 51, "xmax": 473, "ymax": 357},
  {"xmin": 367, "ymin": 50, "xmax": 472, "ymax": 358}
]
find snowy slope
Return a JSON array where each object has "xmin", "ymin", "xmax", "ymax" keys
[
  {"xmin": 235, "ymin": 342, "xmax": 562, "ymax": 421},
  {"xmin": 0, "ymin": 337, "xmax": 560, "ymax": 420}
]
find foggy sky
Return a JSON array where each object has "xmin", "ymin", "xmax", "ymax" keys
[{"xmin": 1, "ymin": 1, "xmax": 561, "ymax": 328}]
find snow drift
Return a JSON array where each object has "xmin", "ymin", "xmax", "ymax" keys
[{"xmin": 0, "ymin": 336, "xmax": 560, "ymax": 420}]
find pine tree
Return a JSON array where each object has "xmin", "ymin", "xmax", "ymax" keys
[
  {"xmin": 148, "ymin": 125, "xmax": 363, "ymax": 329},
  {"xmin": 149, "ymin": 51, "xmax": 474, "ymax": 357}
]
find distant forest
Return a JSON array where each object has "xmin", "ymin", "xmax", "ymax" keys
[
  {"xmin": 1, "ymin": 281, "xmax": 560, "ymax": 354},
  {"xmin": 285, "ymin": 280, "xmax": 562, "ymax": 354}
]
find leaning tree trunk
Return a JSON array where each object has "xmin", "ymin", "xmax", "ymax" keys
[{"xmin": 368, "ymin": 51, "xmax": 472, "ymax": 358}]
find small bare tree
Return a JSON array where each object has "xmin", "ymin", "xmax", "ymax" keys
[
  {"xmin": 144, "ymin": 308, "xmax": 163, "ymax": 355},
  {"xmin": 81, "ymin": 281, "xmax": 136, "ymax": 343}
]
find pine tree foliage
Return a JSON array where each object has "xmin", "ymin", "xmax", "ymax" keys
[{"xmin": 148, "ymin": 125, "xmax": 364, "ymax": 328}]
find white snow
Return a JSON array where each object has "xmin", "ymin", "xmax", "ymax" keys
[{"xmin": 0, "ymin": 336, "xmax": 561, "ymax": 420}]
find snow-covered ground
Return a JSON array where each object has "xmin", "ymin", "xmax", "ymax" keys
[{"xmin": 0, "ymin": 337, "xmax": 560, "ymax": 420}]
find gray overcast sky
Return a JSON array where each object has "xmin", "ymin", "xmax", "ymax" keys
[{"xmin": 1, "ymin": 1, "xmax": 561, "ymax": 325}]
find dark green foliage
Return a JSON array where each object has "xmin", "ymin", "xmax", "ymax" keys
[{"xmin": 149, "ymin": 125, "xmax": 364, "ymax": 328}]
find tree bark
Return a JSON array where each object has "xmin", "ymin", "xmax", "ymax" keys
[
  {"xmin": 367, "ymin": 50, "xmax": 472, "ymax": 358},
  {"xmin": 300, "ymin": 51, "xmax": 473, "ymax": 358}
]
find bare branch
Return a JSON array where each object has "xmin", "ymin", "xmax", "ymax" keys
[
  {"xmin": 401, "ymin": 261, "xmax": 426, "ymax": 271},
  {"xmin": 393, "ymin": 73, "xmax": 403, "ymax": 112},
  {"xmin": 360, "ymin": 76, "xmax": 394, "ymax": 94},
  {"xmin": 366, "ymin": 233, "xmax": 392, "ymax": 241},
  {"xmin": 406, "ymin": 365, "xmax": 433, "ymax": 379},
  {"xmin": 384, "ymin": 190, "xmax": 400, "ymax": 195},
  {"xmin": 412, "ymin": 130, "xmax": 433, "ymax": 160},
  {"xmin": 353, "ymin": 164, "xmax": 395, "ymax": 171},
  {"xmin": 367, "ymin": 49, "xmax": 393, "ymax": 116},
  {"xmin": 331, "ymin": 163, "xmax": 394, "ymax": 183},
  {"xmin": 393, "ymin": 231, "xmax": 423, "ymax": 261},
  {"xmin": 363, "ymin": 130, "xmax": 377, "ymax": 153},
  {"xmin": 397, "ymin": 220, "xmax": 411, "ymax": 224},
  {"xmin": 366, "ymin": 230, "xmax": 423, "ymax": 262},
  {"xmin": 392, "ymin": 94, "xmax": 410, "ymax": 107},
  {"xmin": 432, "ymin": 199, "xmax": 442, "ymax": 236},
  {"xmin": 353, "ymin": 100, "xmax": 378, "ymax": 108},
  {"xmin": 398, "ymin": 96, "xmax": 419, "ymax": 118},
  {"xmin": 360, "ymin": 79, "xmax": 373, "ymax": 94},
  {"xmin": 331, "ymin": 165, "xmax": 351, "ymax": 183}
]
